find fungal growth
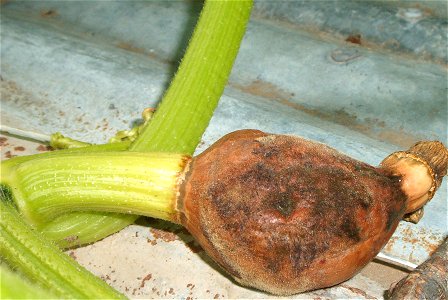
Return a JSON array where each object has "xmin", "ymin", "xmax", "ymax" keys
[{"xmin": 178, "ymin": 130, "xmax": 447, "ymax": 295}]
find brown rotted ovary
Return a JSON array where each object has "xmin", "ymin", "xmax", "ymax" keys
[{"xmin": 178, "ymin": 129, "xmax": 407, "ymax": 295}]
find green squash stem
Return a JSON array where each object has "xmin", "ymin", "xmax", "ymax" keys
[{"xmin": 28, "ymin": 0, "xmax": 253, "ymax": 247}]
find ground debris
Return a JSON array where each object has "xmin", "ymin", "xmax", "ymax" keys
[{"xmin": 388, "ymin": 238, "xmax": 448, "ymax": 299}]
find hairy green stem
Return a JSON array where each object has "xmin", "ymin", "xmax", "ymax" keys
[
  {"xmin": 0, "ymin": 199, "xmax": 125, "ymax": 299},
  {"xmin": 2, "ymin": 152, "xmax": 187, "ymax": 226},
  {"xmin": 1, "ymin": 140, "xmax": 134, "ymax": 248},
  {"xmin": 0, "ymin": 264, "xmax": 57, "ymax": 299},
  {"xmin": 130, "ymin": 0, "xmax": 253, "ymax": 153},
  {"xmin": 32, "ymin": 0, "xmax": 253, "ymax": 246}
]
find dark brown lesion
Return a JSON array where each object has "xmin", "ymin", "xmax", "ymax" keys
[
  {"xmin": 251, "ymin": 144, "xmax": 280, "ymax": 158},
  {"xmin": 240, "ymin": 162, "xmax": 275, "ymax": 184},
  {"xmin": 198, "ymin": 133, "xmax": 408, "ymax": 288},
  {"xmin": 386, "ymin": 208, "xmax": 402, "ymax": 231},
  {"xmin": 340, "ymin": 219, "xmax": 361, "ymax": 242},
  {"xmin": 271, "ymin": 192, "xmax": 296, "ymax": 217},
  {"xmin": 205, "ymin": 143, "xmax": 379, "ymax": 275},
  {"xmin": 290, "ymin": 241, "xmax": 325, "ymax": 272},
  {"xmin": 207, "ymin": 182, "xmax": 234, "ymax": 219}
]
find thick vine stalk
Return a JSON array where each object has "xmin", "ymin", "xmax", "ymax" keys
[
  {"xmin": 0, "ymin": 199, "xmax": 125, "ymax": 299},
  {"xmin": 1, "ymin": 152, "xmax": 188, "ymax": 226},
  {"xmin": 130, "ymin": 0, "xmax": 254, "ymax": 153},
  {"xmin": 30, "ymin": 0, "xmax": 253, "ymax": 247},
  {"xmin": 0, "ymin": 264, "xmax": 57, "ymax": 299}
]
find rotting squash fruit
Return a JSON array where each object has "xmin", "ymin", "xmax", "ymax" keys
[{"xmin": 178, "ymin": 130, "xmax": 447, "ymax": 295}]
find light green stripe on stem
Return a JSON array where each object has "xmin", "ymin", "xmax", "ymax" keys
[{"xmin": 40, "ymin": 211, "xmax": 137, "ymax": 248}]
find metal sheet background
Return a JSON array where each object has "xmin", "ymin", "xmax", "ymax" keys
[{"xmin": 1, "ymin": 1, "xmax": 447, "ymax": 298}]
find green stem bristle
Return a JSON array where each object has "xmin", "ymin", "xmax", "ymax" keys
[{"xmin": 0, "ymin": 198, "xmax": 125, "ymax": 299}]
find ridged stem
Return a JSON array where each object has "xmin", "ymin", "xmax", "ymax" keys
[
  {"xmin": 0, "ymin": 199, "xmax": 125, "ymax": 299},
  {"xmin": 0, "ymin": 141, "xmax": 136, "ymax": 247},
  {"xmin": 33, "ymin": 0, "xmax": 253, "ymax": 246},
  {"xmin": 2, "ymin": 152, "xmax": 188, "ymax": 227},
  {"xmin": 0, "ymin": 264, "xmax": 57, "ymax": 299},
  {"xmin": 40, "ymin": 211, "xmax": 137, "ymax": 248},
  {"xmin": 130, "ymin": 0, "xmax": 253, "ymax": 153}
]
